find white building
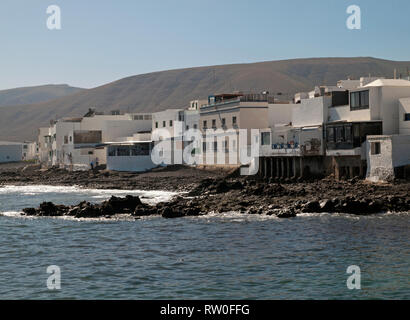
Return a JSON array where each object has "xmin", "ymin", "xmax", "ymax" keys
[
  {"xmin": 259, "ymin": 77, "xmax": 410, "ymax": 180},
  {"xmin": 41, "ymin": 111, "xmax": 153, "ymax": 170},
  {"xmin": 367, "ymin": 134, "xmax": 410, "ymax": 182},
  {"xmin": 152, "ymin": 108, "xmax": 200, "ymax": 166},
  {"xmin": 0, "ymin": 142, "xmax": 23, "ymax": 163},
  {"xmin": 106, "ymin": 132, "xmax": 156, "ymax": 172}
]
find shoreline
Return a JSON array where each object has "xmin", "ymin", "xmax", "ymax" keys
[{"xmin": 2, "ymin": 163, "xmax": 409, "ymax": 219}]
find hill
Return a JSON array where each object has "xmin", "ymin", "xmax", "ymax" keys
[
  {"xmin": 0, "ymin": 84, "xmax": 84, "ymax": 108},
  {"xmin": 1, "ymin": 57, "xmax": 409, "ymax": 141}
]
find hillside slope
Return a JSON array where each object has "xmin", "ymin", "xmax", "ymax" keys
[
  {"xmin": 0, "ymin": 84, "xmax": 84, "ymax": 108},
  {"xmin": 1, "ymin": 57, "xmax": 409, "ymax": 141}
]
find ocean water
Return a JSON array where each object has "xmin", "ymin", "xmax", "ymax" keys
[{"xmin": 0, "ymin": 185, "xmax": 408, "ymax": 300}]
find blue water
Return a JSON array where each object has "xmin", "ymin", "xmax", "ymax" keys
[{"xmin": 0, "ymin": 185, "xmax": 408, "ymax": 299}]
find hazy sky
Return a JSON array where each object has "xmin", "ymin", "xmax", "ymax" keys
[{"xmin": 1, "ymin": 0, "xmax": 409, "ymax": 90}]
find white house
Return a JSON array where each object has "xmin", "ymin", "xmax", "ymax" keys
[
  {"xmin": 152, "ymin": 108, "xmax": 200, "ymax": 166},
  {"xmin": 42, "ymin": 111, "xmax": 153, "ymax": 170},
  {"xmin": 366, "ymin": 134, "xmax": 410, "ymax": 182},
  {"xmin": 0, "ymin": 142, "xmax": 23, "ymax": 163},
  {"xmin": 106, "ymin": 132, "xmax": 156, "ymax": 172}
]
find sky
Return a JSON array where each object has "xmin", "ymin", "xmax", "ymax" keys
[{"xmin": 0, "ymin": 0, "xmax": 410, "ymax": 90}]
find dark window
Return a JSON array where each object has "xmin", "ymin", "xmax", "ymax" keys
[
  {"xmin": 186, "ymin": 125, "xmax": 189, "ymax": 130},
  {"xmin": 169, "ymin": 120, "xmax": 173, "ymax": 127},
  {"xmin": 163, "ymin": 121, "xmax": 166, "ymax": 127},
  {"xmin": 155, "ymin": 122, "xmax": 158, "ymax": 128},
  {"xmin": 327, "ymin": 127, "xmax": 335, "ymax": 143},
  {"xmin": 350, "ymin": 90, "xmax": 370, "ymax": 110},
  {"xmin": 213, "ymin": 141, "xmax": 217, "ymax": 151},
  {"xmin": 203, "ymin": 142, "xmax": 207, "ymax": 152},
  {"xmin": 371, "ymin": 142, "xmax": 381, "ymax": 155},
  {"xmin": 404, "ymin": 113, "xmax": 410, "ymax": 121},
  {"xmin": 331, "ymin": 91, "xmax": 349, "ymax": 107},
  {"xmin": 232, "ymin": 116, "xmax": 237, "ymax": 126},
  {"xmin": 335, "ymin": 126, "xmax": 344, "ymax": 142},
  {"xmin": 261, "ymin": 132, "xmax": 271, "ymax": 145},
  {"xmin": 194, "ymin": 124, "xmax": 198, "ymax": 129},
  {"xmin": 117, "ymin": 147, "xmax": 130, "ymax": 156},
  {"xmin": 344, "ymin": 126, "xmax": 352, "ymax": 143},
  {"xmin": 131, "ymin": 143, "xmax": 150, "ymax": 156},
  {"xmin": 221, "ymin": 118, "xmax": 226, "ymax": 127},
  {"xmin": 212, "ymin": 119, "xmax": 216, "ymax": 128},
  {"xmin": 203, "ymin": 120, "xmax": 207, "ymax": 128}
]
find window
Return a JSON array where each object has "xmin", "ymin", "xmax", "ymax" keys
[
  {"xmin": 223, "ymin": 140, "xmax": 228, "ymax": 152},
  {"xmin": 232, "ymin": 116, "xmax": 237, "ymax": 126},
  {"xmin": 344, "ymin": 126, "xmax": 352, "ymax": 143},
  {"xmin": 371, "ymin": 142, "xmax": 381, "ymax": 155},
  {"xmin": 186, "ymin": 125, "xmax": 189, "ymax": 130},
  {"xmin": 163, "ymin": 121, "xmax": 166, "ymax": 127},
  {"xmin": 117, "ymin": 147, "xmax": 130, "ymax": 156},
  {"xmin": 203, "ymin": 142, "xmax": 207, "ymax": 152},
  {"xmin": 404, "ymin": 113, "xmax": 410, "ymax": 121},
  {"xmin": 261, "ymin": 132, "xmax": 271, "ymax": 146},
  {"xmin": 213, "ymin": 141, "xmax": 218, "ymax": 151},
  {"xmin": 155, "ymin": 122, "xmax": 158, "ymax": 129},
  {"xmin": 131, "ymin": 143, "xmax": 150, "ymax": 156},
  {"xmin": 194, "ymin": 124, "xmax": 198, "ymax": 130},
  {"xmin": 350, "ymin": 90, "xmax": 369, "ymax": 110},
  {"xmin": 144, "ymin": 115, "xmax": 152, "ymax": 120},
  {"xmin": 203, "ymin": 120, "xmax": 207, "ymax": 128},
  {"xmin": 335, "ymin": 126, "xmax": 344, "ymax": 142},
  {"xmin": 327, "ymin": 127, "xmax": 335, "ymax": 143},
  {"xmin": 221, "ymin": 118, "xmax": 226, "ymax": 127},
  {"xmin": 212, "ymin": 119, "xmax": 216, "ymax": 128},
  {"xmin": 169, "ymin": 120, "xmax": 173, "ymax": 127}
]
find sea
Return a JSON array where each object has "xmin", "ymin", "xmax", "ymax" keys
[{"xmin": 0, "ymin": 185, "xmax": 408, "ymax": 299}]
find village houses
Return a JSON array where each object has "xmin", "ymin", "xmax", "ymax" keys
[{"xmin": 32, "ymin": 76, "xmax": 410, "ymax": 182}]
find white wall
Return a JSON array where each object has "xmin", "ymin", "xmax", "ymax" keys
[
  {"xmin": 377, "ymin": 86, "xmax": 410, "ymax": 135},
  {"xmin": 366, "ymin": 135, "xmax": 410, "ymax": 182},
  {"xmin": 292, "ymin": 96, "xmax": 330, "ymax": 127},
  {"xmin": 268, "ymin": 104, "xmax": 295, "ymax": 127},
  {"xmin": 392, "ymin": 135, "xmax": 410, "ymax": 167},
  {"xmin": 0, "ymin": 144, "xmax": 22, "ymax": 163},
  {"xmin": 399, "ymin": 98, "xmax": 410, "ymax": 135},
  {"xmin": 107, "ymin": 155, "xmax": 156, "ymax": 172}
]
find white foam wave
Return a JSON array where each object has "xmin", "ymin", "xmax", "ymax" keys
[{"xmin": 0, "ymin": 185, "xmax": 179, "ymax": 204}]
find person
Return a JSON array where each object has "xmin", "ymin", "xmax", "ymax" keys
[{"xmin": 90, "ymin": 160, "xmax": 94, "ymax": 170}]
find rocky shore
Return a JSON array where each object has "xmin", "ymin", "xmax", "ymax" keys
[
  {"xmin": 0, "ymin": 163, "xmax": 224, "ymax": 192},
  {"xmin": 19, "ymin": 168, "xmax": 410, "ymax": 219}
]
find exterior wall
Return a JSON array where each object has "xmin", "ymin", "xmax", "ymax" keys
[
  {"xmin": 268, "ymin": 103, "xmax": 295, "ymax": 127},
  {"xmin": 366, "ymin": 135, "xmax": 410, "ymax": 182},
  {"xmin": 399, "ymin": 98, "xmax": 410, "ymax": 135},
  {"xmin": 152, "ymin": 109, "xmax": 184, "ymax": 137},
  {"xmin": 366, "ymin": 136, "xmax": 395, "ymax": 182},
  {"xmin": 107, "ymin": 155, "xmax": 156, "ymax": 172},
  {"xmin": 52, "ymin": 121, "xmax": 82, "ymax": 165},
  {"xmin": 292, "ymin": 96, "xmax": 330, "ymax": 127},
  {"xmin": 80, "ymin": 114, "xmax": 152, "ymax": 142},
  {"xmin": 359, "ymin": 86, "xmax": 410, "ymax": 135},
  {"xmin": 239, "ymin": 104, "xmax": 269, "ymax": 130},
  {"xmin": 0, "ymin": 143, "xmax": 23, "ymax": 163},
  {"xmin": 391, "ymin": 135, "xmax": 410, "ymax": 168},
  {"xmin": 106, "ymin": 143, "xmax": 155, "ymax": 172},
  {"xmin": 22, "ymin": 142, "xmax": 37, "ymax": 160}
]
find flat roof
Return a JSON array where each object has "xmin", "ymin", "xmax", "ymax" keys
[{"xmin": 364, "ymin": 79, "xmax": 410, "ymax": 87}]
